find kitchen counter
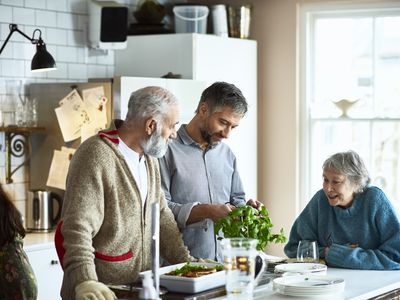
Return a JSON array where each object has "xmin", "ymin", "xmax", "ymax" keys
[
  {"xmin": 111, "ymin": 268, "xmax": 400, "ymax": 300},
  {"xmin": 20, "ymin": 234, "xmax": 400, "ymax": 300},
  {"xmin": 214, "ymin": 268, "xmax": 400, "ymax": 300},
  {"xmin": 24, "ymin": 231, "xmax": 55, "ymax": 251}
]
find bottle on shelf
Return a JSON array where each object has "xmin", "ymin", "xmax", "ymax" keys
[{"xmin": 26, "ymin": 97, "xmax": 38, "ymax": 127}]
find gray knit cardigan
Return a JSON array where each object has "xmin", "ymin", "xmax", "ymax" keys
[{"xmin": 57, "ymin": 121, "xmax": 190, "ymax": 299}]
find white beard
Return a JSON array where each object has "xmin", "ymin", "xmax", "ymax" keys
[{"xmin": 141, "ymin": 127, "xmax": 169, "ymax": 158}]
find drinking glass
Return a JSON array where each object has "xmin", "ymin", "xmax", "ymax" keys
[
  {"xmin": 221, "ymin": 238, "xmax": 258, "ymax": 299},
  {"xmin": 296, "ymin": 240, "xmax": 319, "ymax": 263}
]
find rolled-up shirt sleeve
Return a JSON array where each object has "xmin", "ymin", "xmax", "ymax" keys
[{"xmin": 167, "ymin": 200, "xmax": 203, "ymax": 229}]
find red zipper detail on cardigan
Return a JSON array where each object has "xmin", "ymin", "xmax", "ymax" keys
[
  {"xmin": 99, "ymin": 129, "xmax": 118, "ymax": 135},
  {"xmin": 54, "ymin": 221, "xmax": 65, "ymax": 269},
  {"xmin": 98, "ymin": 133, "xmax": 119, "ymax": 144},
  {"xmin": 98, "ymin": 129, "xmax": 119, "ymax": 144},
  {"xmin": 95, "ymin": 250, "xmax": 133, "ymax": 262}
]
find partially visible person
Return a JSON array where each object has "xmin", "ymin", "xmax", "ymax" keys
[
  {"xmin": 159, "ymin": 81, "xmax": 262, "ymax": 262},
  {"xmin": 0, "ymin": 184, "xmax": 38, "ymax": 300},
  {"xmin": 284, "ymin": 150, "xmax": 400, "ymax": 270},
  {"xmin": 55, "ymin": 86, "xmax": 192, "ymax": 300}
]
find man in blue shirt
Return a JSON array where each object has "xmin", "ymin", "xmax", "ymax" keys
[{"xmin": 159, "ymin": 82, "xmax": 261, "ymax": 261}]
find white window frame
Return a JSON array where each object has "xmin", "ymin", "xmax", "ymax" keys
[{"xmin": 299, "ymin": 1, "xmax": 400, "ymax": 210}]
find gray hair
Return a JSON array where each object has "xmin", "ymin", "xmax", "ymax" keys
[
  {"xmin": 323, "ymin": 150, "xmax": 371, "ymax": 192},
  {"xmin": 195, "ymin": 82, "xmax": 248, "ymax": 115},
  {"xmin": 125, "ymin": 86, "xmax": 178, "ymax": 125}
]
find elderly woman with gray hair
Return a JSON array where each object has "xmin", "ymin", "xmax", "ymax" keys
[{"xmin": 284, "ymin": 150, "xmax": 400, "ymax": 270}]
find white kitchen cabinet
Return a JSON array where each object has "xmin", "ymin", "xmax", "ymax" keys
[
  {"xmin": 25, "ymin": 244, "xmax": 63, "ymax": 300},
  {"xmin": 115, "ymin": 34, "xmax": 258, "ymax": 199}
]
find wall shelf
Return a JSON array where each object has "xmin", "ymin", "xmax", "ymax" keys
[{"xmin": 0, "ymin": 126, "xmax": 46, "ymax": 184}]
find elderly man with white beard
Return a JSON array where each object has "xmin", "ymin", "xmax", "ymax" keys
[{"xmin": 55, "ymin": 86, "xmax": 192, "ymax": 300}]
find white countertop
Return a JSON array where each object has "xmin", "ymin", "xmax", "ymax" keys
[
  {"xmin": 24, "ymin": 231, "xmax": 55, "ymax": 251},
  {"xmin": 328, "ymin": 268, "xmax": 400, "ymax": 300},
  {"xmin": 21, "ymin": 236, "xmax": 400, "ymax": 300},
  {"xmin": 212, "ymin": 267, "xmax": 400, "ymax": 300}
]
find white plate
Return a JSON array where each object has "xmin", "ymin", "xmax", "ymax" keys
[
  {"xmin": 139, "ymin": 262, "xmax": 225, "ymax": 294},
  {"xmin": 274, "ymin": 263, "xmax": 327, "ymax": 275},
  {"xmin": 265, "ymin": 254, "xmax": 287, "ymax": 263},
  {"xmin": 273, "ymin": 275, "xmax": 345, "ymax": 297}
]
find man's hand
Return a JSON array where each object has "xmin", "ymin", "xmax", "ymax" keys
[
  {"xmin": 188, "ymin": 203, "xmax": 235, "ymax": 224},
  {"xmin": 75, "ymin": 280, "xmax": 117, "ymax": 300},
  {"xmin": 190, "ymin": 257, "xmax": 219, "ymax": 264},
  {"xmin": 246, "ymin": 199, "xmax": 263, "ymax": 210},
  {"xmin": 209, "ymin": 203, "xmax": 235, "ymax": 222}
]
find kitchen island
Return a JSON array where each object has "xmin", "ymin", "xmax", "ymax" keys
[
  {"xmin": 112, "ymin": 268, "xmax": 400, "ymax": 300},
  {"xmin": 22, "ymin": 234, "xmax": 400, "ymax": 300},
  {"xmin": 216, "ymin": 267, "xmax": 400, "ymax": 300}
]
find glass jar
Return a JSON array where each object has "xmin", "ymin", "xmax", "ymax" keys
[
  {"xmin": 3, "ymin": 80, "xmax": 21, "ymax": 126},
  {"xmin": 27, "ymin": 97, "xmax": 38, "ymax": 127}
]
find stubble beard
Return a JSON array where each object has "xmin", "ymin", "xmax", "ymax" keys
[{"xmin": 200, "ymin": 121, "xmax": 220, "ymax": 147}]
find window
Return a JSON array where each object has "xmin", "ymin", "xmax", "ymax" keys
[{"xmin": 300, "ymin": 2, "xmax": 400, "ymax": 210}]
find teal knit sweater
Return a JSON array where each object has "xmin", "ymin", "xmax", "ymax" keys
[{"xmin": 284, "ymin": 186, "xmax": 400, "ymax": 270}]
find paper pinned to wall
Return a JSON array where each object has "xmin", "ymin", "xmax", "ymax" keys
[
  {"xmin": 46, "ymin": 147, "xmax": 76, "ymax": 190},
  {"xmin": 81, "ymin": 86, "xmax": 108, "ymax": 135},
  {"xmin": 55, "ymin": 87, "xmax": 108, "ymax": 143},
  {"xmin": 82, "ymin": 86, "xmax": 105, "ymax": 107},
  {"xmin": 81, "ymin": 122, "xmax": 105, "ymax": 143},
  {"xmin": 55, "ymin": 89, "xmax": 85, "ymax": 142}
]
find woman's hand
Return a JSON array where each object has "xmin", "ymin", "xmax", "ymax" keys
[
  {"xmin": 324, "ymin": 246, "xmax": 330, "ymax": 257},
  {"xmin": 325, "ymin": 243, "xmax": 357, "ymax": 258}
]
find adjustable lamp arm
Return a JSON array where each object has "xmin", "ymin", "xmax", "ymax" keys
[
  {"xmin": 0, "ymin": 23, "xmax": 56, "ymax": 72},
  {"xmin": 0, "ymin": 24, "xmax": 44, "ymax": 55}
]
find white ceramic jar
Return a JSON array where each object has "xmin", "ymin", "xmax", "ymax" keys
[{"xmin": 211, "ymin": 4, "xmax": 228, "ymax": 37}]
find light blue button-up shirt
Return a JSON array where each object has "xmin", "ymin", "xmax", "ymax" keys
[{"xmin": 159, "ymin": 125, "xmax": 246, "ymax": 261}]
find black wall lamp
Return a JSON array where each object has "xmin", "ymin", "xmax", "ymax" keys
[{"xmin": 0, "ymin": 23, "xmax": 57, "ymax": 72}]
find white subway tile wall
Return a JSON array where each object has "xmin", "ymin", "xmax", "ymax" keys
[
  {"xmin": 24, "ymin": 0, "xmax": 46, "ymax": 10},
  {"xmin": 0, "ymin": 0, "xmax": 141, "ymax": 215},
  {"xmin": 14, "ymin": 7, "xmax": 36, "ymax": 25},
  {"xmin": 0, "ymin": 6, "xmax": 13, "ymax": 23},
  {"xmin": 2, "ymin": 0, "xmax": 24, "ymax": 7},
  {"xmin": 47, "ymin": 0, "xmax": 68, "ymax": 12}
]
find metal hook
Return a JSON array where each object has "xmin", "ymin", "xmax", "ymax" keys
[{"xmin": 32, "ymin": 29, "xmax": 42, "ymax": 44}]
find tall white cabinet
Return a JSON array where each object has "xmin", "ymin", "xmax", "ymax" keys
[{"xmin": 115, "ymin": 33, "xmax": 258, "ymax": 199}]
